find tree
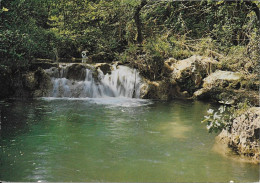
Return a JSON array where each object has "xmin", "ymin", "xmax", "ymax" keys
[{"xmin": 134, "ymin": 0, "xmax": 147, "ymax": 44}]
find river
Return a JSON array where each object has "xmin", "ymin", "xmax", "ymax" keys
[{"xmin": 0, "ymin": 98, "xmax": 258, "ymax": 182}]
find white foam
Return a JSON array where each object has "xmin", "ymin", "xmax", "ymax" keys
[{"xmin": 46, "ymin": 65, "xmax": 144, "ymax": 99}]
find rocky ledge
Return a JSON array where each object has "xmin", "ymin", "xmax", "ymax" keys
[
  {"xmin": 216, "ymin": 107, "xmax": 260, "ymax": 163},
  {"xmin": 138, "ymin": 55, "xmax": 259, "ymax": 105},
  {"xmin": 194, "ymin": 70, "xmax": 259, "ymax": 106}
]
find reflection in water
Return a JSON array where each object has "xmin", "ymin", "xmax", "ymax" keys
[
  {"xmin": 0, "ymin": 99, "xmax": 259, "ymax": 182},
  {"xmin": 159, "ymin": 122, "xmax": 192, "ymax": 139}
]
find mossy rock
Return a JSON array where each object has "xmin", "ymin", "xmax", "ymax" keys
[
  {"xmin": 66, "ymin": 64, "xmax": 87, "ymax": 81},
  {"xmin": 95, "ymin": 63, "xmax": 112, "ymax": 75}
]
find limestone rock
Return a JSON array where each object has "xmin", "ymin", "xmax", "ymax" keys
[
  {"xmin": 216, "ymin": 107, "xmax": 260, "ymax": 163},
  {"xmin": 171, "ymin": 55, "xmax": 218, "ymax": 95},
  {"xmin": 23, "ymin": 72, "xmax": 37, "ymax": 90},
  {"xmin": 202, "ymin": 70, "xmax": 241, "ymax": 88},
  {"xmin": 194, "ymin": 70, "xmax": 259, "ymax": 106},
  {"xmin": 162, "ymin": 57, "xmax": 177, "ymax": 75},
  {"xmin": 141, "ymin": 80, "xmax": 187, "ymax": 100}
]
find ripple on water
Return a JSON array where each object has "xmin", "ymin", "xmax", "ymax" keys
[{"xmin": 40, "ymin": 97, "xmax": 153, "ymax": 107}]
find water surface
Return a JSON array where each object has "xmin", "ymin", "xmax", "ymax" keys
[{"xmin": 0, "ymin": 98, "xmax": 259, "ymax": 182}]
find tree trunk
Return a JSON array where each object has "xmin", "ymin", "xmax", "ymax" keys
[
  {"xmin": 134, "ymin": 0, "xmax": 147, "ymax": 44},
  {"xmin": 245, "ymin": 2, "xmax": 260, "ymax": 26}
]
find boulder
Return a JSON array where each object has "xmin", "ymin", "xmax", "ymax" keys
[
  {"xmin": 66, "ymin": 64, "xmax": 87, "ymax": 81},
  {"xmin": 201, "ymin": 70, "xmax": 241, "ymax": 88},
  {"xmin": 216, "ymin": 107, "xmax": 260, "ymax": 163},
  {"xmin": 194, "ymin": 70, "xmax": 259, "ymax": 106},
  {"xmin": 11, "ymin": 68, "xmax": 52, "ymax": 98},
  {"xmin": 33, "ymin": 68, "xmax": 52, "ymax": 97},
  {"xmin": 141, "ymin": 80, "xmax": 189, "ymax": 100},
  {"xmin": 171, "ymin": 55, "xmax": 218, "ymax": 96},
  {"xmin": 95, "ymin": 63, "xmax": 112, "ymax": 75}
]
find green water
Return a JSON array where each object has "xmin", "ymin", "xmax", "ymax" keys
[{"xmin": 0, "ymin": 98, "xmax": 259, "ymax": 182}]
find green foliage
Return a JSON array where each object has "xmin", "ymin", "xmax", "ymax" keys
[
  {"xmin": 0, "ymin": 0, "xmax": 58, "ymax": 70},
  {"xmin": 202, "ymin": 101, "xmax": 251, "ymax": 133},
  {"xmin": 0, "ymin": 0, "xmax": 259, "ymax": 73}
]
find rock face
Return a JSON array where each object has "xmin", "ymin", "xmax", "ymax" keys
[
  {"xmin": 66, "ymin": 64, "xmax": 87, "ymax": 81},
  {"xmin": 194, "ymin": 70, "xmax": 259, "ymax": 105},
  {"xmin": 141, "ymin": 80, "xmax": 173, "ymax": 100},
  {"xmin": 94, "ymin": 63, "xmax": 112, "ymax": 75},
  {"xmin": 216, "ymin": 107, "xmax": 260, "ymax": 163},
  {"xmin": 1, "ymin": 55, "xmax": 258, "ymax": 105},
  {"xmin": 140, "ymin": 55, "xmax": 218, "ymax": 100},
  {"xmin": 141, "ymin": 80, "xmax": 190, "ymax": 100},
  {"xmin": 9, "ymin": 68, "xmax": 52, "ymax": 98},
  {"xmin": 170, "ymin": 55, "xmax": 218, "ymax": 96}
]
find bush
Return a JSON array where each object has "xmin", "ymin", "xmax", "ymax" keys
[{"xmin": 202, "ymin": 101, "xmax": 251, "ymax": 133}]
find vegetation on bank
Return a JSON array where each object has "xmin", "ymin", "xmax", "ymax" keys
[
  {"xmin": 0, "ymin": 0, "xmax": 259, "ymax": 96},
  {"xmin": 202, "ymin": 100, "xmax": 252, "ymax": 133},
  {"xmin": 1, "ymin": 1, "xmax": 259, "ymax": 68}
]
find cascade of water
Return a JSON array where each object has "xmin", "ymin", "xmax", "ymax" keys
[{"xmin": 45, "ymin": 64, "xmax": 143, "ymax": 98}]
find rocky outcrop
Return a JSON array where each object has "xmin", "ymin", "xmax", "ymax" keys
[
  {"xmin": 45, "ymin": 63, "xmax": 100, "ymax": 82},
  {"xmin": 194, "ymin": 70, "xmax": 259, "ymax": 106},
  {"xmin": 139, "ymin": 55, "xmax": 218, "ymax": 100},
  {"xmin": 32, "ymin": 68, "xmax": 53, "ymax": 97},
  {"xmin": 170, "ymin": 55, "xmax": 218, "ymax": 96},
  {"xmin": 66, "ymin": 64, "xmax": 87, "ymax": 81},
  {"xmin": 141, "ymin": 80, "xmax": 190, "ymax": 100},
  {"xmin": 95, "ymin": 63, "xmax": 112, "ymax": 75},
  {"xmin": 141, "ymin": 80, "xmax": 173, "ymax": 100},
  {"xmin": 9, "ymin": 68, "xmax": 52, "ymax": 98},
  {"xmin": 216, "ymin": 107, "xmax": 260, "ymax": 163}
]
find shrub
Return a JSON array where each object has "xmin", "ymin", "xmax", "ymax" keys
[{"xmin": 202, "ymin": 101, "xmax": 251, "ymax": 133}]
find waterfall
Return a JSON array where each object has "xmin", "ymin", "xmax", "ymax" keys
[{"xmin": 45, "ymin": 64, "xmax": 143, "ymax": 98}]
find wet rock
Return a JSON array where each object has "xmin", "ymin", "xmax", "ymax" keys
[
  {"xmin": 45, "ymin": 67, "xmax": 61, "ymax": 78},
  {"xmin": 95, "ymin": 63, "xmax": 112, "ymax": 75},
  {"xmin": 216, "ymin": 107, "xmax": 260, "ymax": 163},
  {"xmin": 66, "ymin": 64, "xmax": 87, "ymax": 81},
  {"xmin": 141, "ymin": 80, "xmax": 187, "ymax": 100},
  {"xmin": 9, "ymin": 68, "xmax": 52, "ymax": 98},
  {"xmin": 33, "ymin": 68, "xmax": 52, "ymax": 97},
  {"xmin": 23, "ymin": 72, "xmax": 36, "ymax": 90}
]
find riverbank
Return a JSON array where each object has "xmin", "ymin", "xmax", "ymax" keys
[
  {"xmin": 0, "ymin": 55, "xmax": 259, "ymax": 164},
  {"xmin": 1, "ymin": 56, "xmax": 259, "ymax": 104},
  {"xmin": 215, "ymin": 107, "xmax": 260, "ymax": 164}
]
